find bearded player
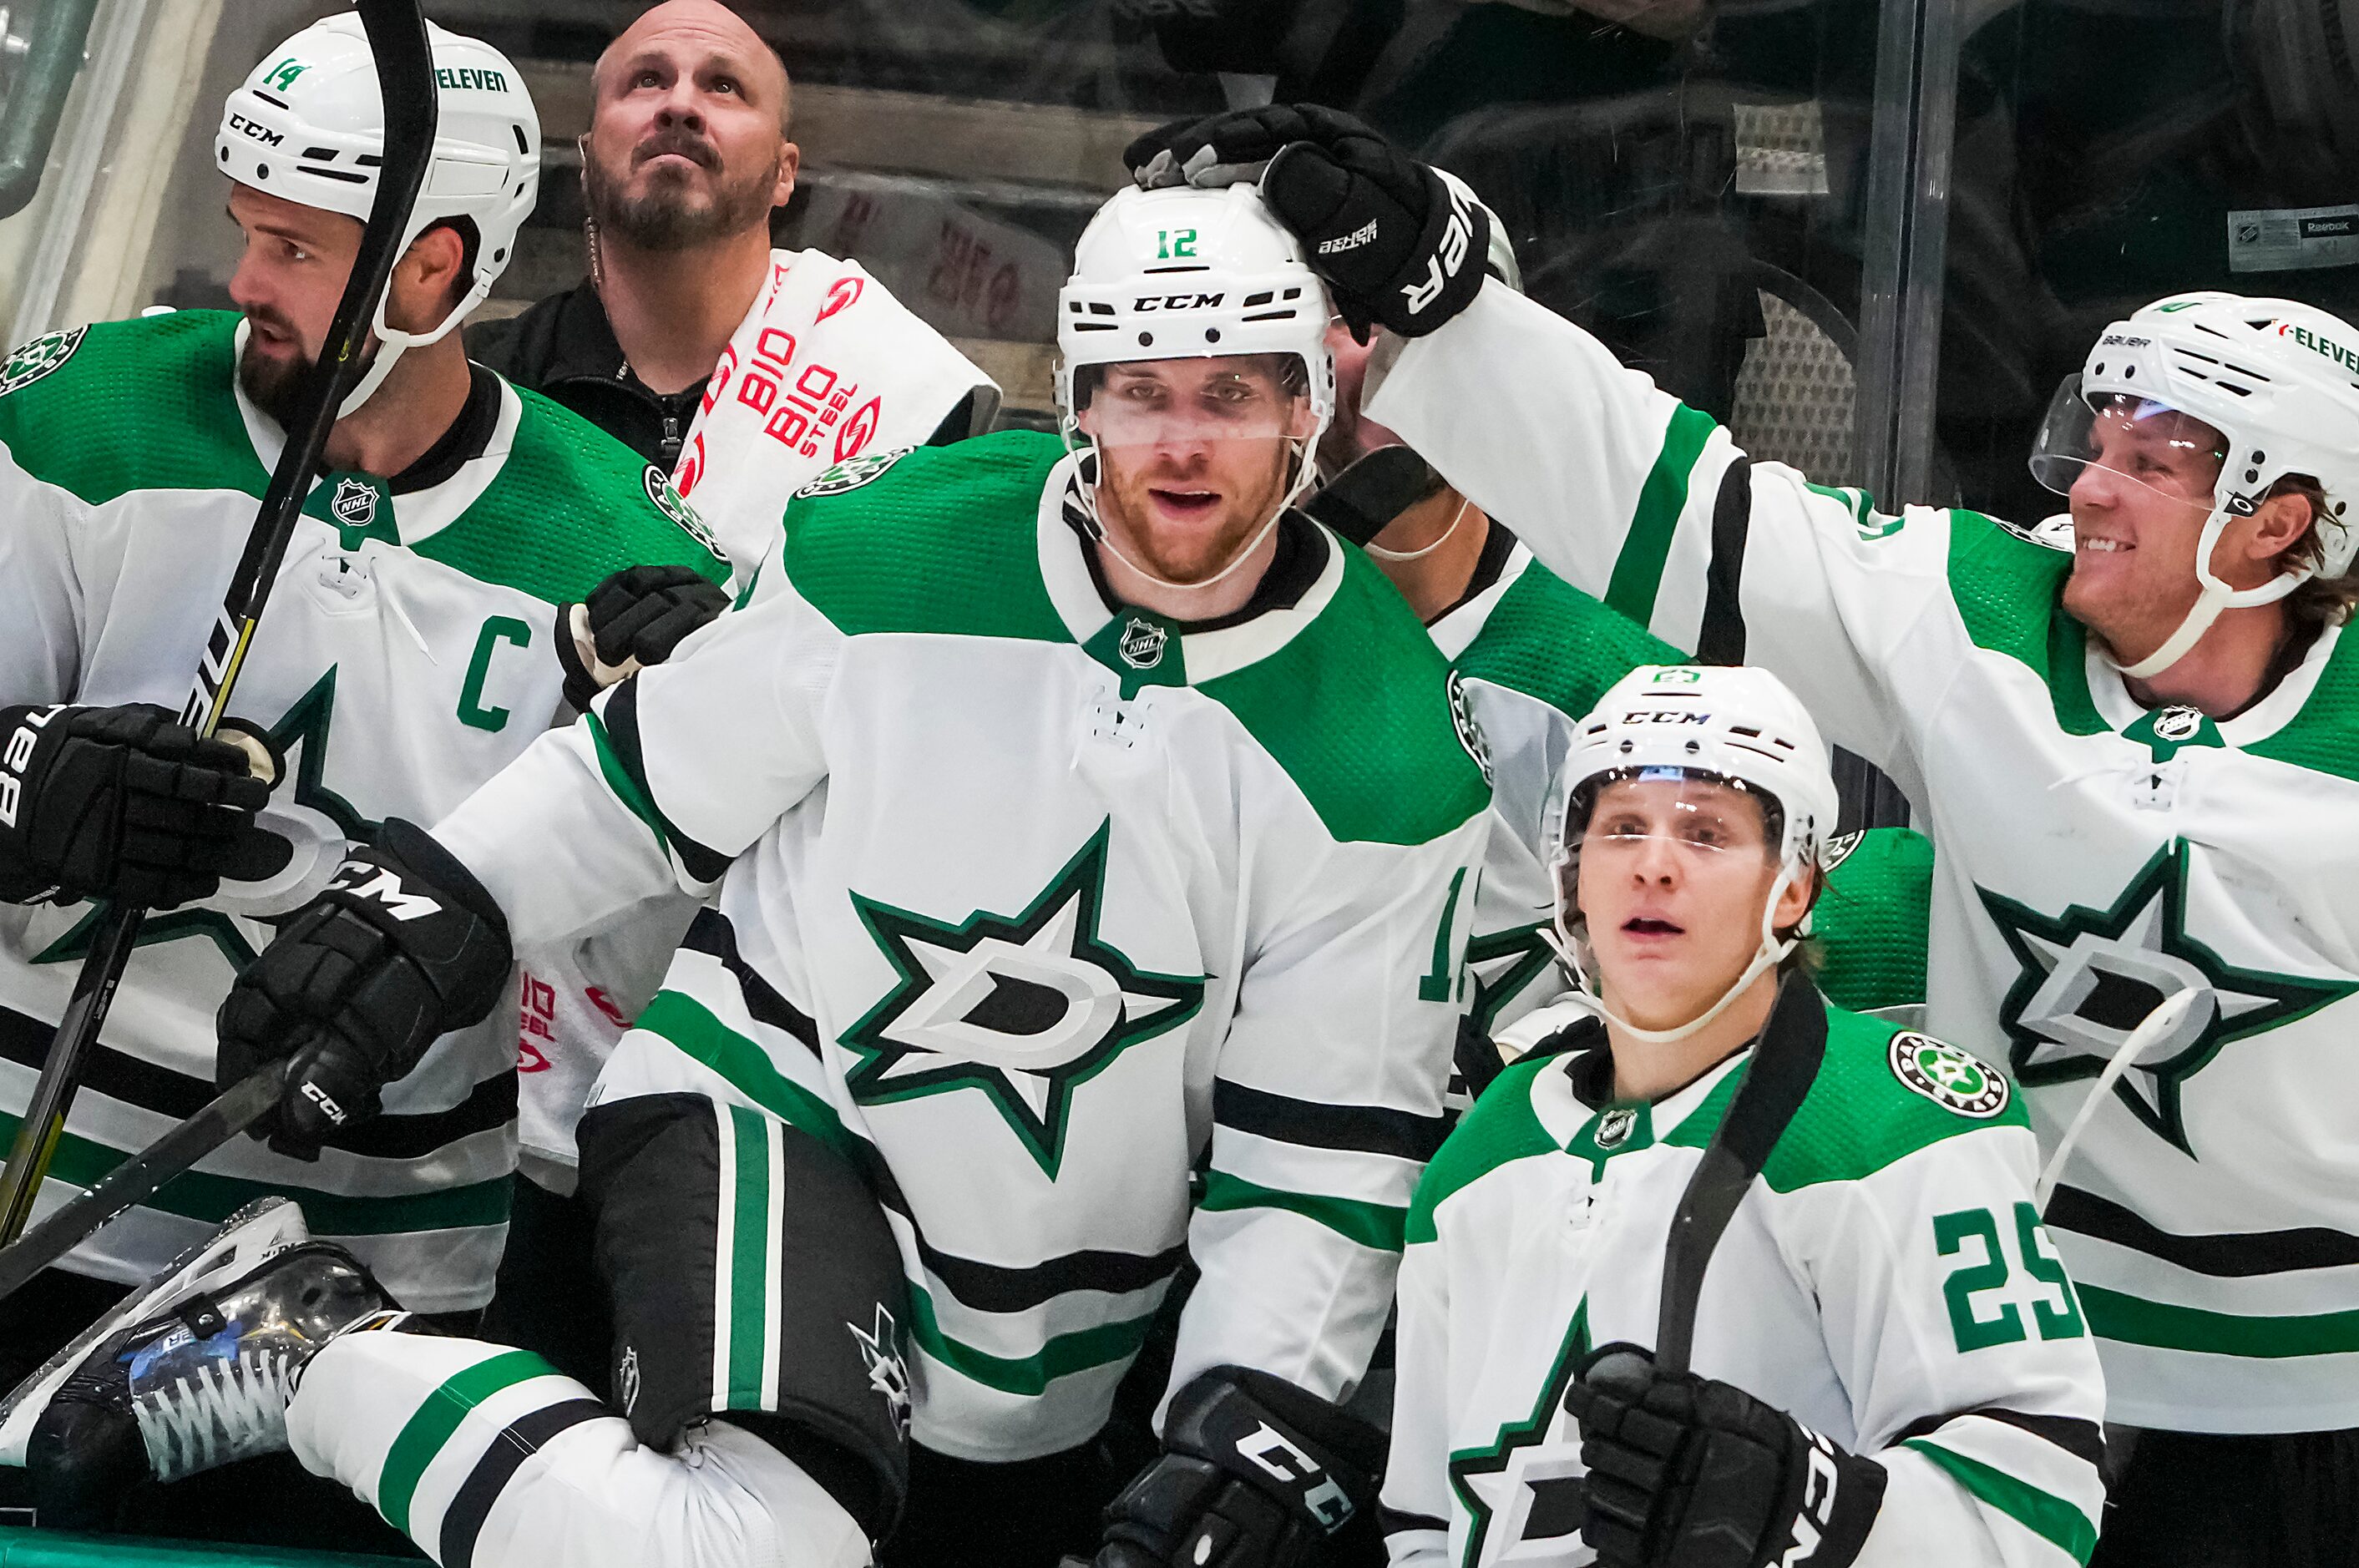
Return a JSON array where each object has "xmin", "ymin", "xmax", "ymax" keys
[
  {"xmin": 10, "ymin": 181, "xmax": 1489, "ymax": 1568},
  {"xmin": 1135, "ymin": 104, "xmax": 2359, "ymax": 1567}
]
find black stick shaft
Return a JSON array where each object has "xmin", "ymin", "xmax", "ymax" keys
[
  {"xmin": 0, "ymin": 1065, "xmax": 289, "ymax": 1302},
  {"xmin": 0, "ymin": 0, "xmax": 437, "ymax": 1248}
]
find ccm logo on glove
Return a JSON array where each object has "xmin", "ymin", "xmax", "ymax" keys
[
  {"xmin": 1235, "ymin": 1422, "xmax": 1352, "ymax": 1528},
  {"xmin": 325, "ymin": 862, "xmax": 442, "ymax": 922}
]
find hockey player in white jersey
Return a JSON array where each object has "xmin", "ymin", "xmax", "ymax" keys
[
  {"xmin": 13, "ymin": 181, "xmax": 1491, "ymax": 1568},
  {"xmin": 1127, "ymin": 107, "xmax": 2359, "ymax": 1566},
  {"xmin": 0, "ymin": 12, "xmax": 726, "ymax": 1518},
  {"xmin": 1384, "ymin": 663, "xmax": 2108, "ymax": 1568}
]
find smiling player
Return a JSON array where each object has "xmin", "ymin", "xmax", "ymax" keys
[{"xmin": 17, "ymin": 180, "xmax": 1490, "ymax": 1568}]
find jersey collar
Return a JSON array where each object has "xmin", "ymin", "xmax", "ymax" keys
[
  {"xmin": 1427, "ymin": 539, "xmax": 1531, "ymax": 662},
  {"xmin": 2083, "ymin": 619, "xmax": 2346, "ymax": 748},
  {"xmin": 231, "ymin": 321, "xmax": 521, "ymax": 550},
  {"xmin": 1035, "ymin": 453, "xmax": 1347, "ymax": 685}
]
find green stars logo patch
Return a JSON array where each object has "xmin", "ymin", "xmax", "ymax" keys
[
  {"xmin": 643, "ymin": 463, "xmax": 726, "ymax": 561},
  {"xmin": 1978, "ymin": 841, "xmax": 2356, "ymax": 1156},
  {"xmin": 0, "ymin": 327, "xmax": 85, "ymax": 397},
  {"xmin": 795, "ymin": 445, "xmax": 913, "ymax": 498},
  {"xmin": 1448, "ymin": 671, "xmax": 1492, "ymax": 783},
  {"xmin": 842, "ymin": 822, "xmax": 1205, "ymax": 1176},
  {"xmin": 1889, "ymin": 1032, "xmax": 2010, "ymax": 1118}
]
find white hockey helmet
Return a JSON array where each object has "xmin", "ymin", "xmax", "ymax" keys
[
  {"xmin": 2030, "ymin": 291, "xmax": 2359, "ymax": 676},
  {"xmin": 221, "ymin": 13, "xmax": 540, "ymax": 413},
  {"xmin": 1058, "ymin": 182, "xmax": 1335, "ymax": 443},
  {"xmin": 1549, "ymin": 664, "xmax": 1839, "ymax": 1044}
]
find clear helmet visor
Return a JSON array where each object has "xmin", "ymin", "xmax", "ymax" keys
[
  {"xmin": 1076, "ymin": 354, "xmax": 1317, "ymax": 453},
  {"xmin": 2028, "ymin": 374, "xmax": 2226, "ymax": 513},
  {"xmin": 1547, "ymin": 766, "xmax": 1783, "ymax": 953}
]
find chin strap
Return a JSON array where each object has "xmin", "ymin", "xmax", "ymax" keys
[
  {"xmin": 1549, "ymin": 863, "xmax": 1806, "ymax": 1047},
  {"xmin": 1060, "ymin": 421, "xmax": 1315, "ymax": 594},
  {"xmin": 335, "ymin": 266, "xmax": 491, "ymax": 417},
  {"xmin": 2109, "ymin": 508, "xmax": 2313, "ymax": 679},
  {"xmin": 1364, "ymin": 493, "xmax": 1471, "ymax": 563}
]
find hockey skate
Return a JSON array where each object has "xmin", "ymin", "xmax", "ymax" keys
[{"xmin": 0, "ymin": 1196, "xmax": 393, "ymax": 1517}]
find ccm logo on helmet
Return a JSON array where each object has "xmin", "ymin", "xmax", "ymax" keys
[
  {"xmin": 1619, "ymin": 708, "xmax": 1710, "ymax": 725},
  {"xmin": 227, "ymin": 114, "xmax": 283, "ymax": 148},
  {"xmin": 1133, "ymin": 293, "xmax": 1225, "ymax": 311}
]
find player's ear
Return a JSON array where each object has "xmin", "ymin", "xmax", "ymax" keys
[
  {"xmin": 2246, "ymin": 487, "xmax": 2318, "ymax": 576},
  {"xmin": 1771, "ymin": 862, "xmax": 1818, "ymax": 937},
  {"xmin": 386, "ymin": 224, "xmax": 467, "ymax": 335}
]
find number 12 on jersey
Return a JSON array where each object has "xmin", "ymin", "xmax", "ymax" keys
[{"xmin": 1935, "ymin": 1202, "xmax": 2087, "ymax": 1353}]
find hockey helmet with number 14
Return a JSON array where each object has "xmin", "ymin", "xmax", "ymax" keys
[
  {"xmin": 1550, "ymin": 665, "xmax": 1839, "ymax": 1044},
  {"xmin": 221, "ymin": 15, "xmax": 539, "ymax": 414}
]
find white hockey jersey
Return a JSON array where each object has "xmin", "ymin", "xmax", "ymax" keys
[
  {"xmin": 1369, "ymin": 279, "xmax": 2359, "ymax": 1434},
  {"xmin": 1383, "ymin": 999, "xmax": 2108, "ymax": 1568},
  {"xmin": 0, "ymin": 312, "xmax": 726, "ymax": 1309},
  {"xmin": 1428, "ymin": 534, "xmax": 1678, "ymax": 1039},
  {"xmin": 430, "ymin": 432, "xmax": 1493, "ymax": 1459}
]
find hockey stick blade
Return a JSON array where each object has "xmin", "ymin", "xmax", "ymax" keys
[
  {"xmin": 1653, "ymin": 974, "xmax": 1827, "ymax": 1376},
  {"xmin": 2035, "ymin": 986, "xmax": 2196, "ymax": 1211},
  {"xmin": 0, "ymin": 0, "xmax": 438, "ymax": 1246},
  {"xmin": 0, "ymin": 1062, "xmax": 290, "ymax": 1304}
]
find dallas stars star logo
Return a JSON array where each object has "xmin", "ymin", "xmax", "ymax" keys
[
  {"xmin": 1450, "ymin": 1304, "xmax": 1591, "ymax": 1565},
  {"xmin": 1979, "ymin": 841, "xmax": 2355, "ymax": 1156},
  {"xmin": 842, "ymin": 822, "xmax": 1205, "ymax": 1176}
]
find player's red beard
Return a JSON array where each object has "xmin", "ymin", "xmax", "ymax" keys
[
  {"xmin": 237, "ymin": 307, "xmax": 378, "ymax": 430},
  {"xmin": 585, "ymin": 125, "xmax": 782, "ymax": 251},
  {"xmin": 1093, "ymin": 441, "xmax": 1297, "ymax": 584}
]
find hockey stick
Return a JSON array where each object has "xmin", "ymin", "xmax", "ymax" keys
[
  {"xmin": 0, "ymin": 0, "xmax": 438, "ymax": 1247},
  {"xmin": 0, "ymin": 1060, "xmax": 289, "ymax": 1302},
  {"xmin": 2034, "ymin": 987, "xmax": 2196, "ymax": 1212},
  {"xmin": 1653, "ymin": 974, "xmax": 1827, "ymax": 1375}
]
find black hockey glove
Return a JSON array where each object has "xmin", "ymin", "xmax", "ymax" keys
[
  {"xmin": 1125, "ymin": 105, "xmax": 1489, "ymax": 340},
  {"xmin": 216, "ymin": 818, "xmax": 512, "ymax": 1157},
  {"xmin": 1565, "ymin": 1344, "xmax": 1888, "ymax": 1568},
  {"xmin": 554, "ymin": 564, "xmax": 731, "ymax": 713},
  {"xmin": 1096, "ymin": 1367, "xmax": 1385, "ymax": 1568},
  {"xmin": 0, "ymin": 703, "xmax": 289, "ymax": 909}
]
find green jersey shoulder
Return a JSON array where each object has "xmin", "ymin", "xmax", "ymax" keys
[
  {"xmin": 782, "ymin": 429, "xmax": 1071, "ymax": 641},
  {"xmin": 1674, "ymin": 1005, "xmax": 2027, "ymax": 1192},
  {"xmin": 1415, "ymin": 999, "xmax": 2022, "ymax": 1240},
  {"xmin": 1453, "ymin": 552, "xmax": 1678, "ymax": 721},
  {"xmin": 0, "ymin": 311, "xmax": 264, "ymax": 503},
  {"xmin": 418, "ymin": 385, "xmax": 729, "ymax": 606}
]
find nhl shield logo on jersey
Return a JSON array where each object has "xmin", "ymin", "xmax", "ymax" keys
[
  {"xmin": 0, "ymin": 326, "xmax": 86, "ymax": 397},
  {"xmin": 795, "ymin": 445, "xmax": 914, "ymax": 498},
  {"xmin": 842, "ymin": 822, "xmax": 1207, "ymax": 1176},
  {"xmin": 1594, "ymin": 1107, "xmax": 1639, "ymax": 1150},
  {"xmin": 330, "ymin": 477, "xmax": 377, "ymax": 530},
  {"xmin": 1116, "ymin": 615, "xmax": 1168, "ymax": 670},
  {"xmin": 1889, "ymin": 1032, "xmax": 2011, "ymax": 1118}
]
